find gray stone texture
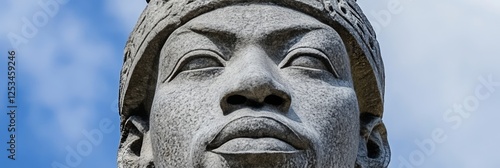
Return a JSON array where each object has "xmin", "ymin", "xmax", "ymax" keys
[{"xmin": 118, "ymin": 0, "xmax": 389, "ymax": 167}]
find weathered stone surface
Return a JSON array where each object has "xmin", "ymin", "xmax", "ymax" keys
[{"xmin": 118, "ymin": 0, "xmax": 389, "ymax": 167}]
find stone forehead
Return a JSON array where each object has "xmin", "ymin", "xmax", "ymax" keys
[
  {"xmin": 119, "ymin": 0, "xmax": 384, "ymax": 127},
  {"xmin": 174, "ymin": 5, "xmax": 333, "ymax": 42}
]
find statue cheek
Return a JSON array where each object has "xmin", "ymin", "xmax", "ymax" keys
[
  {"xmin": 150, "ymin": 83, "xmax": 224, "ymax": 135},
  {"xmin": 290, "ymin": 85, "xmax": 359, "ymax": 163}
]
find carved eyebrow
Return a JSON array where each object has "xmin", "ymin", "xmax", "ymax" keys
[
  {"xmin": 263, "ymin": 26, "xmax": 322, "ymax": 43},
  {"xmin": 260, "ymin": 26, "xmax": 323, "ymax": 53},
  {"xmin": 188, "ymin": 24, "xmax": 323, "ymax": 42},
  {"xmin": 187, "ymin": 26, "xmax": 237, "ymax": 61},
  {"xmin": 188, "ymin": 26, "xmax": 238, "ymax": 42}
]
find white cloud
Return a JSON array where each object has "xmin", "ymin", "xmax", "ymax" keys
[
  {"xmin": 0, "ymin": 0, "xmax": 41, "ymax": 35},
  {"xmin": 105, "ymin": 0, "xmax": 147, "ymax": 33},
  {"xmin": 20, "ymin": 12, "xmax": 118, "ymax": 149}
]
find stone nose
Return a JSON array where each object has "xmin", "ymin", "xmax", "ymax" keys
[
  {"xmin": 221, "ymin": 76, "xmax": 292, "ymax": 114},
  {"xmin": 220, "ymin": 46, "xmax": 291, "ymax": 115}
]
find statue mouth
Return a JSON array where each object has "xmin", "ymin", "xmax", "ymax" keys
[{"xmin": 206, "ymin": 116, "xmax": 308, "ymax": 154}]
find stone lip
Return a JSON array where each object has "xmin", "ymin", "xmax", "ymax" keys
[{"xmin": 206, "ymin": 116, "xmax": 309, "ymax": 154}]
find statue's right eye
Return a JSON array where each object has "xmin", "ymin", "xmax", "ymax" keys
[
  {"xmin": 180, "ymin": 56, "xmax": 223, "ymax": 71},
  {"xmin": 166, "ymin": 50, "xmax": 225, "ymax": 82}
]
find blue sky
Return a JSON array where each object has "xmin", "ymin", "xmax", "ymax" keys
[{"xmin": 1, "ymin": 0, "xmax": 499, "ymax": 167}]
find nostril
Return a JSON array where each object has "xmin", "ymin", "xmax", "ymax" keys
[
  {"xmin": 226, "ymin": 95, "xmax": 247, "ymax": 105},
  {"xmin": 264, "ymin": 95, "xmax": 284, "ymax": 106}
]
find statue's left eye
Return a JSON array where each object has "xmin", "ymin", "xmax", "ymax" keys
[
  {"xmin": 285, "ymin": 55, "xmax": 328, "ymax": 70},
  {"xmin": 280, "ymin": 48, "xmax": 339, "ymax": 78}
]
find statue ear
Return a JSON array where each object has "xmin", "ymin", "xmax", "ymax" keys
[
  {"xmin": 118, "ymin": 116, "xmax": 155, "ymax": 168},
  {"xmin": 355, "ymin": 113, "xmax": 390, "ymax": 168}
]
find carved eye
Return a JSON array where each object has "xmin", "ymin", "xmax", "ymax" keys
[
  {"xmin": 180, "ymin": 56, "xmax": 223, "ymax": 71},
  {"xmin": 166, "ymin": 50, "xmax": 224, "ymax": 82},
  {"xmin": 280, "ymin": 48, "xmax": 339, "ymax": 78},
  {"xmin": 286, "ymin": 55, "xmax": 328, "ymax": 70}
]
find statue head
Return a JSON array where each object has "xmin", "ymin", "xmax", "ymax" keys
[{"xmin": 118, "ymin": 0, "xmax": 389, "ymax": 167}]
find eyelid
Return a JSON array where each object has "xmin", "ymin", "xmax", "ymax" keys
[
  {"xmin": 164, "ymin": 49, "xmax": 225, "ymax": 83},
  {"xmin": 279, "ymin": 47, "xmax": 340, "ymax": 78}
]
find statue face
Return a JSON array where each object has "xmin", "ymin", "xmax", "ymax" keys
[{"xmin": 151, "ymin": 4, "xmax": 359, "ymax": 167}]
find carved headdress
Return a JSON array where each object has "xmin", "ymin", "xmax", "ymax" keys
[{"xmin": 119, "ymin": 0, "xmax": 386, "ymax": 165}]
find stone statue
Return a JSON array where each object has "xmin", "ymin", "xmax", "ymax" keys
[{"xmin": 118, "ymin": 0, "xmax": 389, "ymax": 167}]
